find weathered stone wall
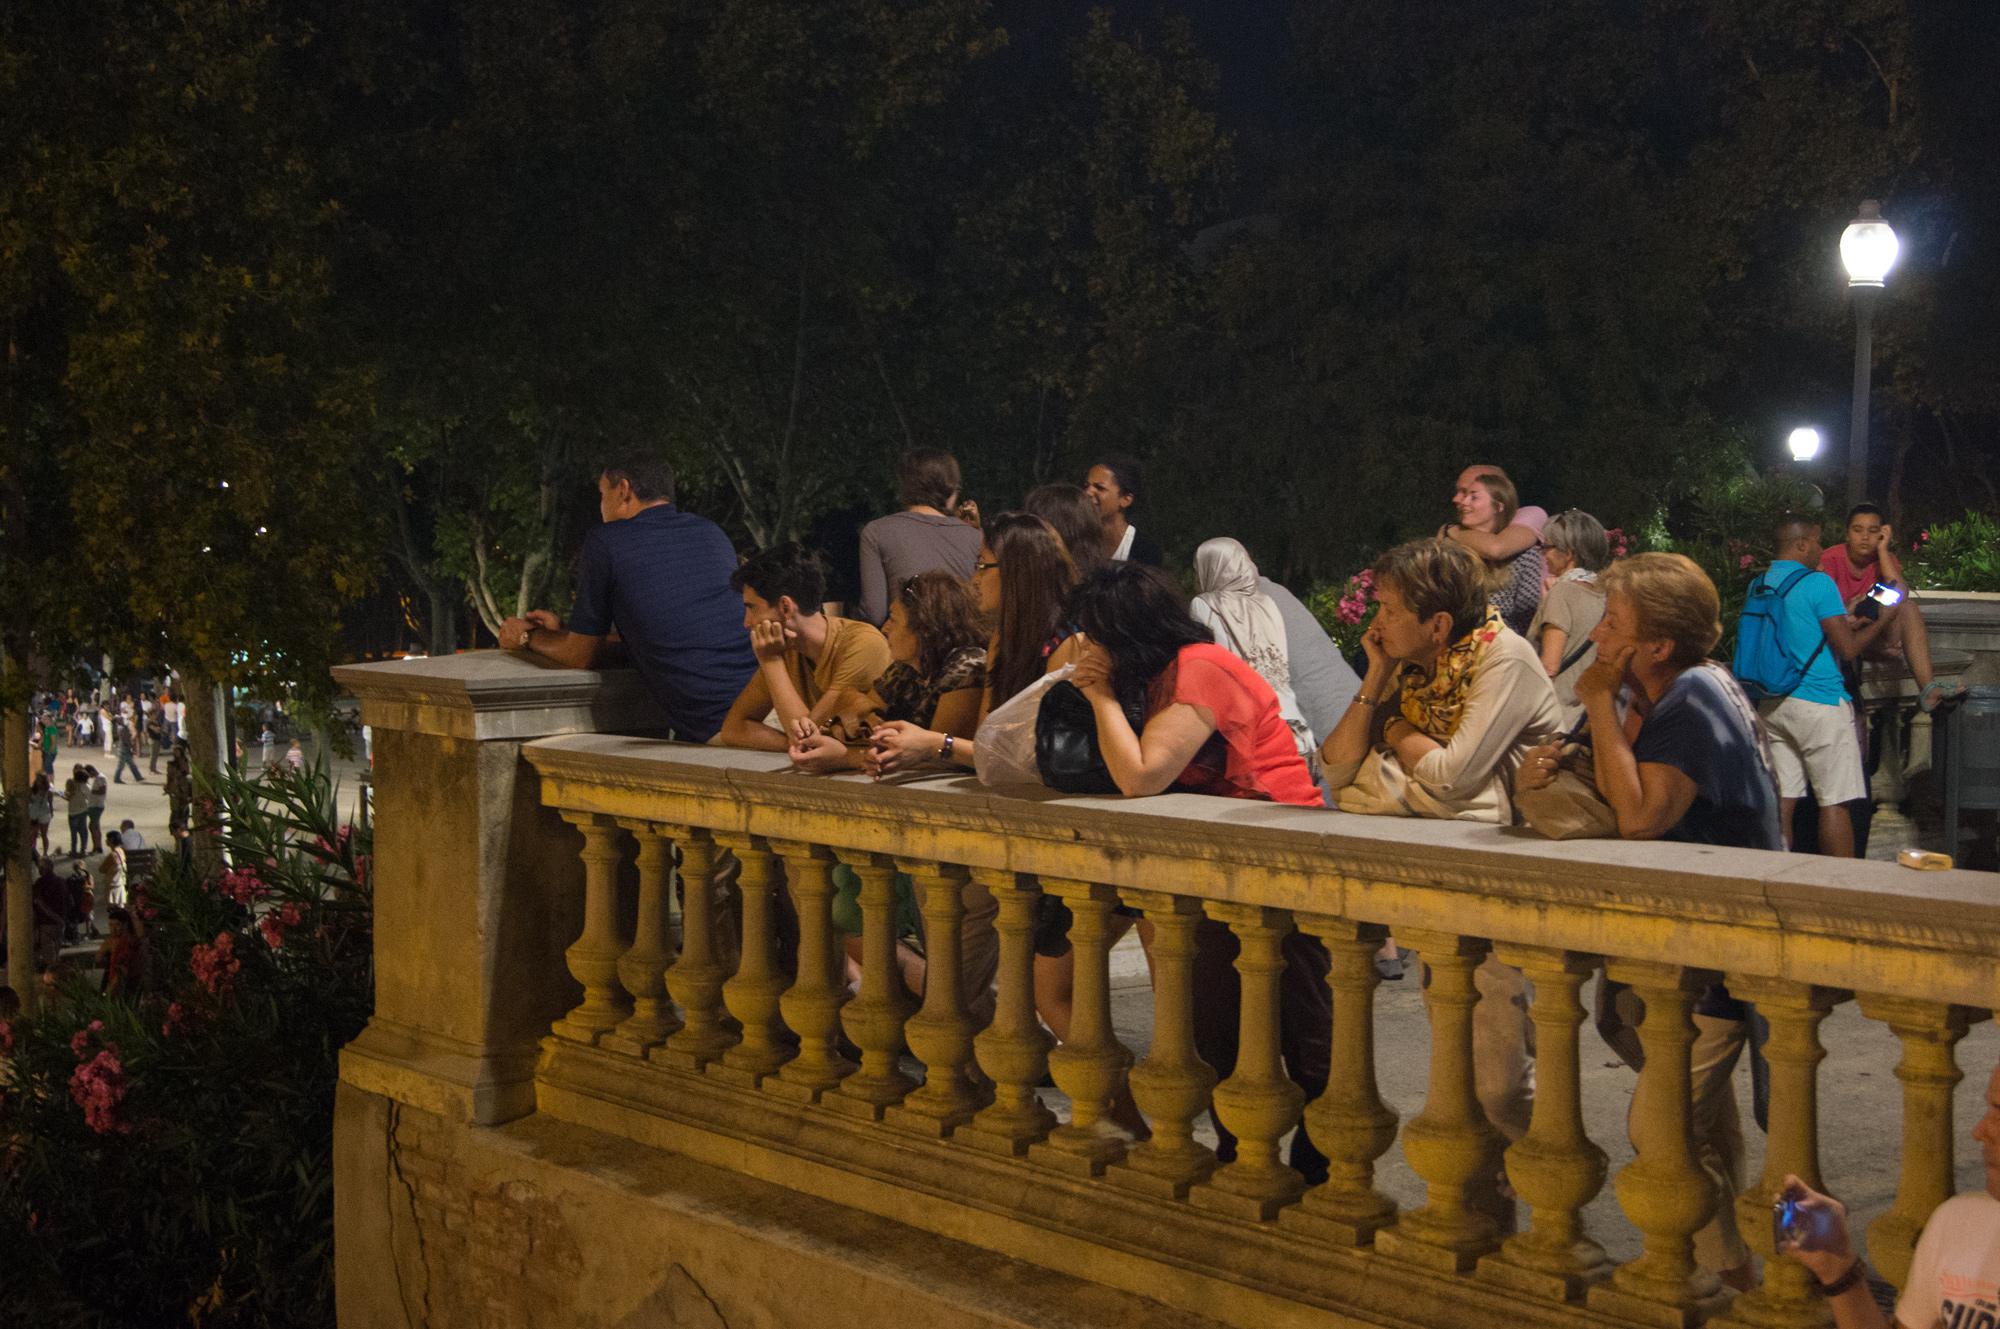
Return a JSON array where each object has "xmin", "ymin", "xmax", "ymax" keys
[{"xmin": 334, "ymin": 1082, "xmax": 1232, "ymax": 1329}]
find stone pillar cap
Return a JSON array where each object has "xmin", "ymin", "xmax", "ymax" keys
[{"xmin": 333, "ymin": 651, "xmax": 668, "ymax": 742}]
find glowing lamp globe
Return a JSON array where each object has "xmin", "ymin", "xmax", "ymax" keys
[
  {"xmin": 1788, "ymin": 427, "xmax": 1822, "ymax": 461},
  {"xmin": 1840, "ymin": 200, "xmax": 1899, "ymax": 288}
]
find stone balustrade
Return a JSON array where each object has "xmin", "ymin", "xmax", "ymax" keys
[{"xmin": 331, "ymin": 652, "xmax": 2000, "ymax": 1329}]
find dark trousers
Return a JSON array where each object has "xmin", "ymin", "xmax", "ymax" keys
[
  {"xmin": 115, "ymin": 750, "xmax": 143, "ymax": 783},
  {"xmin": 68, "ymin": 812, "xmax": 89, "ymax": 856},
  {"xmin": 1190, "ymin": 918, "xmax": 1332, "ymax": 1183}
]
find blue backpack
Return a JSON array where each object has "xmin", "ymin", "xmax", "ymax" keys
[{"xmin": 1733, "ymin": 566, "xmax": 1828, "ymax": 701}]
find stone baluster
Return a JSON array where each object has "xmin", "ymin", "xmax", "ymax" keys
[
  {"xmin": 767, "ymin": 841, "xmax": 852, "ymax": 1103},
  {"xmin": 1711, "ymin": 979, "xmax": 1844, "ymax": 1329},
  {"xmin": 1857, "ymin": 996, "xmax": 1978, "ymax": 1289},
  {"xmin": 603, "ymin": 821, "xmax": 681, "ymax": 1056},
  {"xmin": 709, "ymin": 834, "xmax": 793, "ymax": 1087},
  {"xmin": 1029, "ymin": 879, "xmax": 1133, "ymax": 1176},
  {"xmin": 1374, "ymin": 932, "xmax": 1507, "ymax": 1273},
  {"xmin": 1284, "ymin": 916, "xmax": 1398, "ymax": 1246},
  {"xmin": 1588, "ymin": 961, "xmax": 1723, "ymax": 1325},
  {"xmin": 551, "ymin": 812, "xmax": 633, "ymax": 1044},
  {"xmin": 825, "ymin": 852, "xmax": 915, "ymax": 1119},
  {"xmin": 1192, "ymin": 903, "xmax": 1306, "ymax": 1221},
  {"xmin": 887, "ymin": 860, "xmax": 988, "ymax": 1135},
  {"xmin": 1109, "ymin": 891, "xmax": 1216, "ymax": 1198},
  {"xmin": 1479, "ymin": 947, "xmax": 1608, "ymax": 1301},
  {"xmin": 959, "ymin": 872, "xmax": 1056, "ymax": 1156},
  {"xmin": 655, "ymin": 827, "xmax": 738, "ymax": 1071}
]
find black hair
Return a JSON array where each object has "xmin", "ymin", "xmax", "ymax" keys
[
  {"xmin": 1087, "ymin": 454, "xmax": 1145, "ymax": 505},
  {"xmin": 1846, "ymin": 502, "xmax": 1887, "ymax": 524},
  {"xmin": 1773, "ymin": 512, "xmax": 1819, "ymax": 549},
  {"xmin": 729, "ymin": 543, "xmax": 827, "ymax": 613},
  {"xmin": 600, "ymin": 452, "xmax": 677, "ymax": 504},
  {"xmin": 894, "ymin": 448, "xmax": 962, "ymax": 511},
  {"xmin": 1068, "ymin": 563, "xmax": 1212, "ymax": 700},
  {"xmin": 1023, "ymin": 482, "xmax": 1107, "ymax": 579}
]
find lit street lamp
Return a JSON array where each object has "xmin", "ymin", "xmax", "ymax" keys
[
  {"xmin": 1840, "ymin": 199, "xmax": 1899, "ymax": 501},
  {"xmin": 1789, "ymin": 427, "xmax": 1822, "ymax": 462}
]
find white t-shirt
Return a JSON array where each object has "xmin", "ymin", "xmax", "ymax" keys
[
  {"xmin": 1898, "ymin": 1192, "xmax": 2000, "ymax": 1329},
  {"xmin": 1112, "ymin": 523, "xmax": 1136, "ymax": 562}
]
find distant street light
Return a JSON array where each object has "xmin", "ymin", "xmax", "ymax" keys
[
  {"xmin": 1840, "ymin": 199, "xmax": 1899, "ymax": 501},
  {"xmin": 1789, "ymin": 427, "xmax": 1822, "ymax": 462}
]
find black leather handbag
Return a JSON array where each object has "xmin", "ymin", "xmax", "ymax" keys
[{"xmin": 1035, "ymin": 680, "xmax": 1144, "ymax": 794}]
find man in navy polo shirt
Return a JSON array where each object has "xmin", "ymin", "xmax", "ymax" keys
[{"xmin": 499, "ymin": 454, "xmax": 754, "ymax": 741}]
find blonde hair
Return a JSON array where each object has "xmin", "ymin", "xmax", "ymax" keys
[
  {"xmin": 1373, "ymin": 538, "xmax": 1488, "ymax": 641},
  {"xmin": 1601, "ymin": 553, "xmax": 1721, "ymax": 668},
  {"xmin": 1469, "ymin": 471, "xmax": 1519, "ymax": 530}
]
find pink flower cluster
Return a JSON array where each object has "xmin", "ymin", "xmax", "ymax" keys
[
  {"xmin": 310, "ymin": 824, "xmax": 355, "ymax": 861},
  {"xmin": 216, "ymin": 866, "xmax": 270, "ymax": 906},
  {"xmin": 161, "ymin": 1002, "xmax": 190, "ymax": 1037},
  {"xmin": 1603, "ymin": 528, "xmax": 1633, "ymax": 560},
  {"xmin": 1739, "ymin": 554, "xmax": 1755, "ymax": 569},
  {"xmin": 1336, "ymin": 569, "xmax": 1376, "ymax": 625},
  {"xmin": 69, "ymin": 1019, "xmax": 105, "ymax": 1058},
  {"xmin": 190, "ymin": 931, "xmax": 242, "ymax": 996},
  {"xmin": 0, "ymin": 1019, "xmax": 13, "ymax": 1055},
  {"xmin": 257, "ymin": 902, "xmax": 308, "ymax": 950},
  {"xmin": 69, "ymin": 1047, "xmax": 131, "ymax": 1135}
]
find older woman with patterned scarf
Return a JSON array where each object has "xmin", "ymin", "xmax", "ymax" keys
[
  {"xmin": 1321, "ymin": 537, "xmax": 1561, "ymax": 824},
  {"xmin": 1320, "ymin": 536, "xmax": 1560, "ymax": 1162}
]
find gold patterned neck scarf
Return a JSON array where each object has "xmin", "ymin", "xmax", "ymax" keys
[{"xmin": 1397, "ymin": 606, "xmax": 1505, "ymax": 740}]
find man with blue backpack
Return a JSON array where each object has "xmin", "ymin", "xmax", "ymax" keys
[{"xmin": 1734, "ymin": 514, "xmax": 1892, "ymax": 857}]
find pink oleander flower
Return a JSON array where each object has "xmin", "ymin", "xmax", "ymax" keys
[
  {"xmin": 257, "ymin": 914, "xmax": 287, "ymax": 949},
  {"xmin": 69, "ymin": 1047, "xmax": 132, "ymax": 1135},
  {"xmin": 1739, "ymin": 554, "xmax": 1755, "ymax": 569},
  {"xmin": 161, "ymin": 1002, "xmax": 189, "ymax": 1037},
  {"xmin": 190, "ymin": 931, "xmax": 243, "ymax": 996},
  {"xmin": 216, "ymin": 866, "xmax": 270, "ymax": 906},
  {"xmin": 69, "ymin": 1019, "xmax": 105, "ymax": 1057}
]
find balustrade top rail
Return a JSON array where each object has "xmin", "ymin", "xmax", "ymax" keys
[{"xmin": 524, "ymin": 731, "xmax": 2000, "ymax": 1008}]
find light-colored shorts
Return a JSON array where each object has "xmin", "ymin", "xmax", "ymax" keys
[{"xmin": 1757, "ymin": 695, "xmax": 1866, "ymax": 804}]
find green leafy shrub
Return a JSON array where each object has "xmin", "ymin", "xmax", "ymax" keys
[
  {"xmin": 0, "ymin": 761, "xmax": 371, "ymax": 1327},
  {"xmin": 1908, "ymin": 511, "xmax": 2000, "ymax": 592}
]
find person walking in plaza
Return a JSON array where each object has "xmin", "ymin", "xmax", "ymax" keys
[
  {"xmin": 1781, "ymin": 1056, "xmax": 2000, "ymax": 1327},
  {"xmin": 1735, "ymin": 515, "xmax": 1890, "ymax": 858},
  {"xmin": 145, "ymin": 706, "xmax": 166, "ymax": 774},
  {"xmin": 1188, "ymin": 537, "xmax": 1317, "ymax": 770},
  {"xmin": 1525, "ymin": 508, "xmax": 1612, "ymax": 726},
  {"xmin": 63, "ymin": 765, "xmax": 92, "ymax": 858},
  {"xmin": 86, "ymin": 764, "xmax": 108, "ymax": 853},
  {"xmin": 38, "ymin": 714, "xmax": 58, "ymax": 780},
  {"xmin": 500, "ymin": 454, "xmax": 757, "ymax": 742},
  {"xmin": 1819, "ymin": 502, "xmax": 1966, "ymax": 713},
  {"xmin": 855, "ymin": 447, "xmax": 982, "ymax": 627},
  {"xmin": 113, "ymin": 718, "xmax": 145, "ymax": 784},
  {"xmin": 1083, "ymin": 455, "xmax": 1164, "ymax": 567},
  {"xmin": 1518, "ymin": 552, "xmax": 1779, "ymax": 1290},
  {"xmin": 1321, "ymin": 538, "xmax": 1560, "ymax": 1161},
  {"xmin": 27, "ymin": 774, "xmax": 54, "ymax": 857},
  {"xmin": 99, "ymin": 700, "xmax": 115, "ymax": 757},
  {"xmin": 717, "ymin": 545, "xmax": 893, "ymax": 750}
]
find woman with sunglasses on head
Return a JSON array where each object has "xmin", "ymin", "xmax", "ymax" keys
[{"xmin": 1525, "ymin": 509, "xmax": 1611, "ymax": 725}]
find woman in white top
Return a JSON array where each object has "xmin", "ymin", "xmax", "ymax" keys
[{"xmin": 1188, "ymin": 537, "xmax": 1317, "ymax": 769}]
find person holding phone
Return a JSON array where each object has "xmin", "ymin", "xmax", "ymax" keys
[
  {"xmin": 1780, "ymin": 1058, "xmax": 2000, "ymax": 1328},
  {"xmin": 1819, "ymin": 502, "xmax": 1966, "ymax": 713}
]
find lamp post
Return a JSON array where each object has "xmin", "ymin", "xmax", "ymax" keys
[{"xmin": 1839, "ymin": 199, "xmax": 1899, "ymax": 502}]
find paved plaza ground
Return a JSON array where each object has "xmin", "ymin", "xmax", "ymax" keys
[{"xmin": 32, "ymin": 729, "xmax": 1991, "ymax": 1272}]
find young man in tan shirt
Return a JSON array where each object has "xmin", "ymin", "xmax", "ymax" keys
[{"xmin": 717, "ymin": 544, "xmax": 893, "ymax": 751}]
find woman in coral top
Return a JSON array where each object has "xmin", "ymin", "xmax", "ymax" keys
[{"xmin": 1068, "ymin": 562, "xmax": 1331, "ymax": 1183}]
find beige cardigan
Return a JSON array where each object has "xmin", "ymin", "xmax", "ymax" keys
[{"xmin": 1327, "ymin": 628, "xmax": 1562, "ymax": 824}]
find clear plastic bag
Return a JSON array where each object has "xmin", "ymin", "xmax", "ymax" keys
[{"xmin": 974, "ymin": 664, "xmax": 1072, "ymax": 787}]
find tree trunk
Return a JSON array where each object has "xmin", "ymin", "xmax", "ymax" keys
[
  {"xmin": 3, "ymin": 657, "xmax": 35, "ymax": 1014},
  {"xmin": 426, "ymin": 585, "xmax": 459, "ymax": 658},
  {"xmin": 179, "ymin": 675, "xmax": 230, "ymax": 875}
]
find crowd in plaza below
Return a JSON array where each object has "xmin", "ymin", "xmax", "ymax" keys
[{"xmin": 478, "ymin": 444, "xmax": 1972, "ymax": 1307}]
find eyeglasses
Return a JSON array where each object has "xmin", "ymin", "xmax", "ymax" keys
[{"xmin": 972, "ymin": 560, "xmax": 1000, "ymax": 574}]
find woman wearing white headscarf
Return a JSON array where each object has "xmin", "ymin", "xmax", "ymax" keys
[{"xmin": 1190, "ymin": 537, "xmax": 1317, "ymax": 769}]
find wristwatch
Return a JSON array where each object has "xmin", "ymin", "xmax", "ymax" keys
[
  {"xmin": 1817, "ymin": 1259, "xmax": 1865, "ymax": 1297},
  {"xmin": 937, "ymin": 735, "xmax": 956, "ymax": 763}
]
